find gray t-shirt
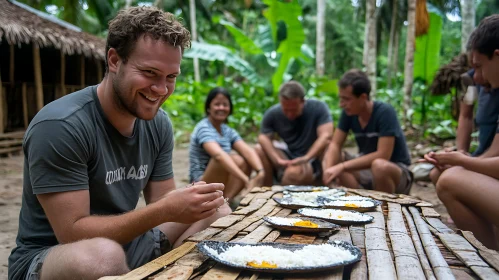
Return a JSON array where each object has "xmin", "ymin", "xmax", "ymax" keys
[
  {"xmin": 8, "ymin": 86, "xmax": 174, "ymax": 280},
  {"xmin": 337, "ymin": 101, "xmax": 411, "ymax": 166},
  {"xmin": 189, "ymin": 118, "xmax": 242, "ymax": 182},
  {"xmin": 474, "ymin": 87, "xmax": 499, "ymax": 156},
  {"xmin": 260, "ymin": 99, "xmax": 332, "ymax": 158}
]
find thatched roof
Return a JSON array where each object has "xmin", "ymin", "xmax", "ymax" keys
[
  {"xmin": 429, "ymin": 53, "xmax": 470, "ymax": 96},
  {"xmin": 0, "ymin": 0, "xmax": 106, "ymax": 60}
]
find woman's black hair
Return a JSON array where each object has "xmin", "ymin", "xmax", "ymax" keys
[{"xmin": 204, "ymin": 87, "xmax": 233, "ymax": 116}]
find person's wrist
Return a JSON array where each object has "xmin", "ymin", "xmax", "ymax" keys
[{"xmin": 340, "ymin": 162, "xmax": 346, "ymax": 171}]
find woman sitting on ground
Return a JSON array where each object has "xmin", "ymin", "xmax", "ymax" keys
[{"xmin": 189, "ymin": 87, "xmax": 265, "ymax": 200}]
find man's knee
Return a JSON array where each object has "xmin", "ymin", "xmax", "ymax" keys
[
  {"xmin": 429, "ymin": 167, "xmax": 441, "ymax": 185},
  {"xmin": 231, "ymin": 154, "xmax": 247, "ymax": 169},
  {"xmin": 70, "ymin": 238, "xmax": 128, "ymax": 276},
  {"xmin": 371, "ymin": 158, "xmax": 395, "ymax": 174},
  {"xmin": 436, "ymin": 166, "xmax": 463, "ymax": 199}
]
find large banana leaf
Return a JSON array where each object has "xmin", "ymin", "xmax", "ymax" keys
[
  {"xmin": 218, "ymin": 19, "xmax": 264, "ymax": 55},
  {"xmin": 263, "ymin": 0, "xmax": 306, "ymax": 92},
  {"xmin": 413, "ymin": 11, "xmax": 443, "ymax": 84},
  {"xmin": 184, "ymin": 41, "xmax": 264, "ymax": 86}
]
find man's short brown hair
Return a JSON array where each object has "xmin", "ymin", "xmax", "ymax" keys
[
  {"xmin": 105, "ymin": 6, "xmax": 191, "ymax": 72},
  {"xmin": 279, "ymin": 81, "xmax": 306, "ymax": 99},
  {"xmin": 467, "ymin": 14, "xmax": 499, "ymax": 58},
  {"xmin": 338, "ymin": 69, "xmax": 371, "ymax": 98}
]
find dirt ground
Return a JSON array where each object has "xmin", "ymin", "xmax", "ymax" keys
[{"xmin": 0, "ymin": 147, "xmax": 449, "ymax": 279}]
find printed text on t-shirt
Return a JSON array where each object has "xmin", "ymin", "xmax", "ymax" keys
[{"xmin": 105, "ymin": 165, "xmax": 148, "ymax": 185}]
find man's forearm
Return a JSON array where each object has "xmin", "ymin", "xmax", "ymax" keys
[
  {"xmin": 215, "ymin": 152, "xmax": 249, "ymax": 182},
  {"xmin": 63, "ymin": 202, "xmax": 167, "ymax": 245},
  {"xmin": 343, "ymin": 152, "xmax": 384, "ymax": 172},
  {"xmin": 456, "ymin": 117, "xmax": 473, "ymax": 152},
  {"xmin": 258, "ymin": 135, "xmax": 282, "ymax": 165},
  {"xmin": 323, "ymin": 143, "xmax": 341, "ymax": 169},
  {"xmin": 462, "ymin": 156, "xmax": 499, "ymax": 180},
  {"xmin": 305, "ymin": 134, "xmax": 331, "ymax": 161},
  {"xmin": 480, "ymin": 134, "xmax": 499, "ymax": 158}
]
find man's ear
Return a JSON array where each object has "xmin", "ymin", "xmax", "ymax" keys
[{"xmin": 107, "ymin": 48, "xmax": 120, "ymax": 74}]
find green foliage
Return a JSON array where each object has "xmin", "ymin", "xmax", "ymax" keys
[{"xmin": 413, "ymin": 11, "xmax": 443, "ymax": 85}]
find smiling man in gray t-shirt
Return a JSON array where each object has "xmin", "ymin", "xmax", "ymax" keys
[{"xmin": 256, "ymin": 81, "xmax": 333, "ymax": 186}]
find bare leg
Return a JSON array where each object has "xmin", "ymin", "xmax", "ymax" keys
[
  {"xmin": 40, "ymin": 238, "xmax": 129, "ymax": 280},
  {"xmin": 281, "ymin": 164, "xmax": 315, "ymax": 185},
  {"xmin": 429, "ymin": 167, "xmax": 442, "ymax": 186},
  {"xmin": 336, "ymin": 171, "xmax": 361, "ymax": 189},
  {"xmin": 437, "ymin": 166, "xmax": 499, "ymax": 249},
  {"xmin": 371, "ymin": 158, "xmax": 403, "ymax": 194},
  {"xmin": 255, "ymin": 144, "xmax": 275, "ymax": 186},
  {"xmin": 224, "ymin": 154, "xmax": 251, "ymax": 199},
  {"xmin": 158, "ymin": 203, "xmax": 231, "ymax": 248}
]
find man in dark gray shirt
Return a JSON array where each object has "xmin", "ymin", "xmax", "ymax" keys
[
  {"xmin": 8, "ymin": 7, "xmax": 229, "ymax": 280},
  {"xmin": 256, "ymin": 81, "xmax": 333, "ymax": 186},
  {"xmin": 322, "ymin": 70, "xmax": 413, "ymax": 194}
]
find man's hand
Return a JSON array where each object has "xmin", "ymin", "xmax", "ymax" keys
[
  {"xmin": 276, "ymin": 158, "xmax": 292, "ymax": 167},
  {"xmin": 433, "ymin": 151, "xmax": 468, "ymax": 166},
  {"xmin": 158, "ymin": 182, "xmax": 225, "ymax": 224},
  {"xmin": 290, "ymin": 156, "xmax": 309, "ymax": 166},
  {"xmin": 323, "ymin": 163, "xmax": 345, "ymax": 185}
]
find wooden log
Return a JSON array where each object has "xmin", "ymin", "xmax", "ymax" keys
[
  {"xmin": 0, "ymin": 146, "xmax": 23, "ymax": 155},
  {"xmin": 350, "ymin": 225, "xmax": 368, "ymax": 280},
  {"xmin": 365, "ymin": 211, "xmax": 397, "ymax": 280},
  {"xmin": 22, "ymin": 83, "xmax": 28, "ymax": 128},
  {"xmin": 33, "ymin": 45, "xmax": 44, "ymax": 111},
  {"xmin": 0, "ymin": 139, "xmax": 23, "ymax": 148},
  {"xmin": 328, "ymin": 227, "xmax": 352, "ymax": 243},
  {"xmin": 450, "ymin": 268, "xmax": 474, "ymax": 280},
  {"xmin": 408, "ymin": 207, "xmax": 455, "ymax": 280},
  {"xmin": 150, "ymin": 265, "xmax": 193, "ymax": 280},
  {"xmin": 114, "ymin": 242, "xmax": 196, "ymax": 280},
  {"xmin": 211, "ymin": 215, "xmax": 244, "ymax": 228},
  {"xmin": 175, "ymin": 248, "xmax": 208, "ymax": 268},
  {"xmin": 80, "ymin": 55, "xmax": 85, "ymax": 88},
  {"xmin": 469, "ymin": 266, "xmax": 499, "ymax": 280},
  {"xmin": 402, "ymin": 207, "xmax": 436, "ymax": 280},
  {"xmin": 9, "ymin": 44, "xmax": 14, "ymax": 84},
  {"xmin": 0, "ymin": 131, "xmax": 24, "ymax": 140},
  {"xmin": 387, "ymin": 203, "xmax": 425, "ymax": 279},
  {"xmin": 60, "ymin": 51, "xmax": 66, "ymax": 97},
  {"xmin": 422, "ymin": 207, "xmax": 441, "ymax": 218},
  {"xmin": 425, "ymin": 217, "xmax": 454, "ymax": 234},
  {"xmin": 261, "ymin": 230, "xmax": 280, "ymax": 242},
  {"xmin": 238, "ymin": 224, "xmax": 273, "ymax": 243},
  {"xmin": 253, "ymin": 191, "xmax": 275, "ymax": 200},
  {"xmin": 461, "ymin": 230, "xmax": 499, "ymax": 272}
]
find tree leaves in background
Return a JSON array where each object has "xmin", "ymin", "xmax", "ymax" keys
[
  {"xmin": 183, "ymin": 41, "xmax": 264, "ymax": 86},
  {"xmin": 218, "ymin": 19, "xmax": 264, "ymax": 55},
  {"xmin": 413, "ymin": 10, "xmax": 443, "ymax": 84}
]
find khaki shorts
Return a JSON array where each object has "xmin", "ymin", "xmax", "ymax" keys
[
  {"xmin": 22, "ymin": 228, "xmax": 171, "ymax": 280},
  {"xmin": 345, "ymin": 152, "xmax": 413, "ymax": 194}
]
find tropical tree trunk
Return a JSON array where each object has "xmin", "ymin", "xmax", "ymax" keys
[
  {"xmin": 403, "ymin": 0, "xmax": 416, "ymax": 127},
  {"xmin": 125, "ymin": 0, "xmax": 133, "ymax": 8},
  {"xmin": 460, "ymin": 0, "xmax": 475, "ymax": 52},
  {"xmin": 387, "ymin": 0, "xmax": 398, "ymax": 88},
  {"xmin": 316, "ymin": 0, "xmax": 326, "ymax": 76},
  {"xmin": 189, "ymin": 0, "xmax": 201, "ymax": 82},
  {"xmin": 392, "ymin": 27, "xmax": 400, "ymax": 81},
  {"xmin": 363, "ymin": 0, "xmax": 377, "ymax": 98}
]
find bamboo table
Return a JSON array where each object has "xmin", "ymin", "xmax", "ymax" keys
[{"xmin": 106, "ymin": 186, "xmax": 499, "ymax": 280}]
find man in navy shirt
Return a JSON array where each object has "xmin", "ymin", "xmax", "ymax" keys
[{"xmin": 322, "ymin": 69, "xmax": 412, "ymax": 194}]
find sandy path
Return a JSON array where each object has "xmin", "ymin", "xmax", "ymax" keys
[{"xmin": 0, "ymin": 147, "xmax": 447, "ymax": 279}]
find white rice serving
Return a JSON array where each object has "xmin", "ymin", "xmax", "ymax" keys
[
  {"xmin": 204, "ymin": 243, "xmax": 355, "ymax": 268},
  {"xmin": 279, "ymin": 198, "xmax": 321, "ymax": 207},
  {"xmin": 265, "ymin": 216, "xmax": 319, "ymax": 227},
  {"xmin": 284, "ymin": 189, "xmax": 345, "ymax": 203},
  {"xmin": 300, "ymin": 208, "xmax": 372, "ymax": 221},
  {"xmin": 335, "ymin": 195, "xmax": 371, "ymax": 201},
  {"xmin": 323, "ymin": 200, "xmax": 375, "ymax": 207}
]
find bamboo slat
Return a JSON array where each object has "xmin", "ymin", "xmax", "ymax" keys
[
  {"xmin": 187, "ymin": 227, "xmax": 222, "ymax": 242},
  {"xmin": 150, "ymin": 265, "xmax": 193, "ymax": 280},
  {"xmin": 438, "ymin": 233, "xmax": 499, "ymax": 279},
  {"xmin": 425, "ymin": 217, "xmax": 454, "ymax": 234},
  {"xmin": 239, "ymin": 193, "xmax": 256, "ymax": 206},
  {"xmin": 238, "ymin": 224, "xmax": 273, "ymax": 243},
  {"xmin": 422, "ymin": 207, "xmax": 441, "ymax": 218},
  {"xmin": 253, "ymin": 191, "xmax": 276, "ymax": 200},
  {"xmin": 461, "ymin": 231, "xmax": 499, "ymax": 272},
  {"xmin": 350, "ymin": 225, "xmax": 368, "ymax": 280},
  {"xmin": 402, "ymin": 207, "xmax": 436, "ymax": 280},
  {"xmin": 175, "ymin": 249, "xmax": 208, "ymax": 268},
  {"xmin": 409, "ymin": 207, "xmax": 455, "ymax": 280},
  {"xmin": 417, "ymin": 202, "xmax": 434, "ymax": 207},
  {"xmin": 113, "ymin": 242, "xmax": 196, "ymax": 280},
  {"xmin": 233, "ymin": 198, "xmax": 267, "ymax": 215},
  {"xmin": 387, "ymin": 203, "xmax": 425, "ymax": 279},
  {"xmin": 200, "ymin": 264, "xmax": 241, "ymax": 280},
  {"xmin": 365, "ymin": 211, "xmax": 397, "ymax": 280},
  {"xmin": 211, "ymin": 215, "xmax": 245, "ymax": 228}
]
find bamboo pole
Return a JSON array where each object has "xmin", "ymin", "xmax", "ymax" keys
[
  {"xmin": 387, "ymin": 203, "xmax": 426, "ymax": 279},
  {"xmin": 33, "ymin": 45, "xmax": 44, "ymax": 111},
  {"xmin": 10, "ymin": 44, "xmax": 14, "ymax": 85},
  {"xmin": 80, "ymin": 55, "xmax": 85, "ymax": 88},
  {"xmin": 189, "ymin": 0, "xmax": 200, "ymax": 82},
  {"xmin": 365, "ymin": 211, "xmax": 397, "ymax": 279},
  {"xmin": 408, "ymin": 207, "xmax": 455, "ymax": 280},
  {"xmin": 22, "ymin": 83, "xmax": 28, "ymax": 129},
  {"xmin": 60, "ymin": 51, "xmax": 66, "ymax": 97}
]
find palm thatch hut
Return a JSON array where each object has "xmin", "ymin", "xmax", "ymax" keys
[{"xmin": 0, "ymin": 0, "xmax": 106, "ymax": 138}]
